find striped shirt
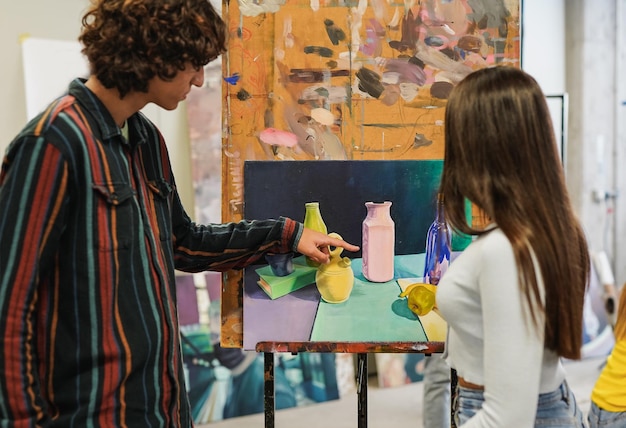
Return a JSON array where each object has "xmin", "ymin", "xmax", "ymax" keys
[{"xmin": 0, "ymin": 78, "xmax": 302, "ymax": 427}]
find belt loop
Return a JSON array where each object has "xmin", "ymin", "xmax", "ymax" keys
[{"xmin": 561, "ymin": 381, "xmax": 569, "ymax": 404}]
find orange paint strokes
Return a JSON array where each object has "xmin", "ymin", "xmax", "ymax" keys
[{"xmin": 226, "ymin": 39, "xmax": 269, "ymax": 121}]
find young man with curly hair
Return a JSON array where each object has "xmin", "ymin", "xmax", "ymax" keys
[{"xmin": 0, "ymin": 1, "xmax": 358, "ymax": 426}]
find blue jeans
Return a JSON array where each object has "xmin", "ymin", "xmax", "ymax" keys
[
  {"xmin": 588, "ymin": 402, "xmax": 626, "ymax": 427},
  {"xmin": 454, "ymin": 381, "xmax": 586, "ymax": 427}
]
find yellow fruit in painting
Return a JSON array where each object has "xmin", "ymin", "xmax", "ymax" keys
[
  {"xmin": 398, "ymin": 282, "xmax": 437, "ymax": 298},
  {"xmin": 399, "ymin": 283, "xmax": 437, "ymax": 316},
  {"xmin": 407, "ymin": 286, "xmax": 435, "ymax": 316}
]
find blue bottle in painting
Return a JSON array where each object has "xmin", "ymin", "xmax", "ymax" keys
[{"xmin": 423, "ymin": 193, "xmax": 451, "ymax": 285}]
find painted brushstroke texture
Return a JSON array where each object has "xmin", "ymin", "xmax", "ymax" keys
[
  {"xmin": 415, "ymin": 41, "xmax": 474, "ymax": 84},
  {"xmin": 378, "ymin": 58, "xmax": 427, "ymax": 86},
  {"xmin": 324, "ymin": 19, "xmax": 346, "ymax": 46},
  {"xmin": 303, "ymin": 46, "xmax": 334, "ymax": 58},
  {"xmin": 389, "ymin": 7, "xmax": 401, "ymax": 29},
  {"xmin": 238, "ymin": 0, "xmax": 286, "ymax": 17},
  {"xmin": 259, "ymin": 128, "xmax": 299, "ymax": 147},
  {"xmin": 311, "ymin": 108, "xmax": 335, "ymax": 126},
  {"xmin": 223, "ymin": 73, "xmax": 240, "ymax": 85},
  {"xmin": 225, "ymin": 0, "xmax": 519, "ymax": 169},
  {"xmin": 356, "ymin": 68, "xmax": 385, "ymax": 99},
  {"xmin": 283, "ymin": 107, "xmax": 347, "ymax": 160},
  {"xmin": 283, "ymin": 16, "xmax": 295, "ymax": 49},
  {"xmin": 288, "ymin": 69, "xmax": 350, "ymax": 83},
  {"xmin": 361, "ymin": 19, "xmax": 387, "ymax": 57},
  {"xmin": 300, "ymin": 85, "xmax": 349, "ymax": 105}
]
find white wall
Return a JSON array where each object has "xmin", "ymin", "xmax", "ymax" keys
[
  {"xmin": 0, "ymin": 0, "xmax": 195, "ymax": 215},
  {"xmin": 521, "ymin": 0, "xmax": 568, "ymax": 166},
  {"xmin": 522, "ymin": 0, "xmax": 566, "ymax": 95},
  {"xmin": 566, "ymin": 0, "xmax": 624, "ymax": 286},
  {"xmin": 0, "ymin": 1, "xmax": 81, "ymax": 154}
]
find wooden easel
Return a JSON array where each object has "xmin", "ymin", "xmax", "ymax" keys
[{"xmin": 255, "ymin": 341, "xmax": 457, "ymax": 428}]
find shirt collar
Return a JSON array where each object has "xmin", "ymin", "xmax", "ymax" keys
[{"xmin": 68, "ymin": 78, "xmax": 149, "ymax": 147}]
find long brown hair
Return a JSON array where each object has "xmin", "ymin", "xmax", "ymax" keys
[{"xmin": 440, "ymin": 66, "xmax": 589, "ymax": 359}]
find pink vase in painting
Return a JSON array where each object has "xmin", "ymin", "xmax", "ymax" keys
[{"xmin": 362, "ymin": 201, "xmax": 395, "ymax": 282}]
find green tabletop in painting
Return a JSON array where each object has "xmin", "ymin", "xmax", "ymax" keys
[{"xmin": 310, "ymin": 253, "xmax": 447, "ymax": 343}]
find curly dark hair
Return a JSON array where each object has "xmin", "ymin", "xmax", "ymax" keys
[{"xmin": 79, "ymin": 0, "xmax": 227, "ymax": 97}]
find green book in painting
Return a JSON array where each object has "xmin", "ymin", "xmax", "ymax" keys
[{"xmin": 255, "ymin": 256, "xmax": 317, "ymax": 299}]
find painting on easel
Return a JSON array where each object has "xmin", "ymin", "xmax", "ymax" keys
[{"xmin": 219, "ymin": 0, "xmax": 522, "ymax": 348}]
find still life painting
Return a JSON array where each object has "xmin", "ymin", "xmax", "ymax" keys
[{"xmin": 241, "ymin": 160, "xmax": 447, "ymax": 349}]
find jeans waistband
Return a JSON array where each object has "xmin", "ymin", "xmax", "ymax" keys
[
  {"xmin": 457, "ymin": 380, "xmax": 571, "ymax": 404},
  {"xmin": 538, "ymin": 381, "xmax": 571, "ymax": 406}
]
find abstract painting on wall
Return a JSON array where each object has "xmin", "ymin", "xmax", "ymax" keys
[
  {"xmin": 219, "ymin": 0, "xmax": 521, "ymax": 347},
  {"xmin": 221, "ymin": 0, "xmax": 521, "ymax": 212}
]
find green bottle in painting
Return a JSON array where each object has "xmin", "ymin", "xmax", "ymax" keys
[{"xmin": 303, "ymin": 202, "xmax": 328, "ymax": 267}]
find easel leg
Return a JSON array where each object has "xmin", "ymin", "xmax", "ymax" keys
[
  {"xmin": 450, "ymin": 368, "xmax": 458, "ymax": 428},
  {"xmin": 357, "ymin": 353, "xmax": 368, "ymax": 428},
  {"xmin": 264, "ymin": 352, "xmax": 275, "ymax": 428}
]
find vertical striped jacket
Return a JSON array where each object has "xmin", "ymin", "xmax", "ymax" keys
[{"xmin": 0, "ymin": 78, "xmax": 302, "ymax": 427}]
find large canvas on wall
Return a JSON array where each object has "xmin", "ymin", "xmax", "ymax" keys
[{"xmin": 219, "ymin": 0, "xmax": 522, "ymax": 348}]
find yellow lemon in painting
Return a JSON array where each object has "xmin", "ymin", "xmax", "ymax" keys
[
  {"xmin": 398, "ymin": 282, "xmax": 438, "ymax": 298},
  {"xmin": 399, "ymin": 283, "xmax": 437, "ymax": 316}
]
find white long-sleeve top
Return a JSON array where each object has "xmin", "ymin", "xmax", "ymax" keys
[{"xmin": 437, "ymin": 227, "xmax": 565, "ymax": 428}]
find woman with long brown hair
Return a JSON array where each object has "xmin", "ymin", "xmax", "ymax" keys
[{"xmin": 437, "ymin": 65, "xmax": 590, "ymax": 427}]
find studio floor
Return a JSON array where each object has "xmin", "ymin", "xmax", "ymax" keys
[{"xmin": 201, "ymin": 355, "xmax": 605, "ymax": 428}]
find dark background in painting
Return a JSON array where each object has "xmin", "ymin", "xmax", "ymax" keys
[{"xmin": 243, "ymin": 160, "xmax": 444, "ymax": 257}]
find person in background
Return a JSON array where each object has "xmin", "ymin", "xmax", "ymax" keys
[
  {"xmin": 422, "ymin": 355, "xmax": 452, "ymax": 427},
  {"xmin": 436, "ymin": 65, "xmax": 590, "ymax": 427},
  {"xmin": 588, "ymin": 286, "xmax": 626, "ymax": 427},
  {"xmin": 0, "ymin": 0, "xmax": 358, "ymax": 426}
]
